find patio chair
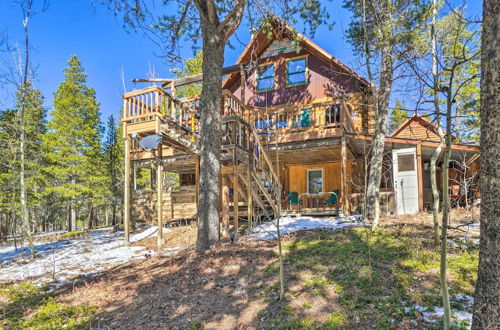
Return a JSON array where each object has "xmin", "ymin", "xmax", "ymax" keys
[
  {"xmin": 288, "ymin": 192, "xmax": 300, "ymax": 210},
  {"xmin": 327, "ymin": 190, "xmax": 340, "ymax": 216}
]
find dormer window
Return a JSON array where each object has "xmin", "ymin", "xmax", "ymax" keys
[
  {"xmin": 286, "ymin": 56, "xmax": 307, "ymax": 86},
  {"xmin": 256, "ymin": 63, "xmax": 275, "ymax": 92}
]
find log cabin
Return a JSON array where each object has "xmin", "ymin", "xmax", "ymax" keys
[{"xmin": 121, "ymin": 18, "xmax": 480, "ymax": 236}]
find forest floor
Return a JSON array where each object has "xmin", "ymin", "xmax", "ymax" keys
[{"xmin": 0, "ymin": 209, "xmax": 480, "ymax": 329}]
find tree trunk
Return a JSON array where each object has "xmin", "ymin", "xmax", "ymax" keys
[
  {"xmin": 472, "ymin": 0, "xmax": 499, "ymax": 327},
  {"xmin": 196, "ymin": 23, "xmax": 225, "ymax": 253},
  {"xmin": 19, "ymin": 91, "xmax": 35, "ymax": 258},
  {"xmin": 430, "ymin": 142, "xmax": 443, "ymax": 246},
  {"xmin": 440, "ymin": 131, "xmax": 452, "ymax": 329},
  {"xmin": 112, "ymin": 201, "xmax": 117, "ymax": 226},
  {"xmin": 70, "ymin": 202, "xmax": 77, "ymax": 231},
  {"xmin": 67, "ymin": 203, "xmax": 72, "ymax": 232},
  {"xmin": 367, "ymin": 47, "xmax": 393, "ymax": 228},
  {"xmin": 430, "ymin": 0, "xmax": 444, "ymax": 247},
  {"xmin": 439, "ymin": 83, "xmax": 455, "ymax": 329},
  {"xmin": 87, "ymin": 202, "xmax": 94, "ymax": 230}
]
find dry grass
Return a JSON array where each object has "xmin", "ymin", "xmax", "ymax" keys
[{"xmin": 2, "ymin": 210, "xmax": 479, "ymax": 329}]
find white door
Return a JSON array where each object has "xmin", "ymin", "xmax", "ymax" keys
[{"xmin": 393, "ymin": 147, "xmax": 419, "ymax": 215}]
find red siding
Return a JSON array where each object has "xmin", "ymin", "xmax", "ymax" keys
[{"xmin": 229, "ymin": 50, "xmax": 365, "ymax": 107}]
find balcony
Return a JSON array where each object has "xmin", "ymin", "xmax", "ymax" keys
[{"xmin": 122, "ymin": 86, "xmax": 356, "ymax": 157}]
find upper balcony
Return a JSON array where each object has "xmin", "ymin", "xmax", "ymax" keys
[{"xmin": 122, "ymin": 85, "xmax": 356, "ymax": 156}]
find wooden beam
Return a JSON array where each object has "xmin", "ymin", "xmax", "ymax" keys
[
  {"xmin": 268, "ymin": 138, "xmax": 341, "ymax": 151},
  {"xmin": 221, "ymin": 176, "xmax": 230, "ymax": 237},
  {"xmin": 170, "ymin": 82, "xmax": 176, "ymax": 117},
  {"xmin": 124, "ymin": 136, "xmax": 131, "ymax": 241},
  {"xmin": 416, "ymin": 142, "xmax": 424, "ymax": 212},
  {"xmin": 350, "ymin": 133, "xmax": 480, "ymax": 152},
  {"xmin": 240, "ymin": 66, "xmax": 246, "ymax": 105},
  {"xmin": 341, "ymin": 136, "xmax": 349, "ymax": 215},
  {"xmin": 154, "ymin": 64, "xmax": 241, "ymax": 88},
  {"xmin": 156, "ymin": 145, "xmax": 163, "ymax": 250},
  {"xmin": 246, "ymin": 160, "xmax": 253, "ymax": 233},
  {"xmin": 233, "ymin": 163, "xmax": 239, "ymax": 233},
  {"xmin": 132, "ymin": 78, "xmax": 173, "ymax": 83},
  {"xmin": 195, "ymin": 155, "xmax": 200, "ymax": 216}
]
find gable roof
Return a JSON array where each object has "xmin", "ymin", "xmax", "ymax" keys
[
  {"xmin": 390, "ymin": 113, "xmax": 443, "ymax": 139},
  {"xmin": 222, "ymin": 16, "xmax": 369, "ymax": 89}
]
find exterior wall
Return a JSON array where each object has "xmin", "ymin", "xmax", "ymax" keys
[
  {"xmin": 232, "ymin": 50, "xmax": 363, "ymax": 106},
  {"xmin": 286, "ymin": 161, "xmax": 353, "ymax": 208},
  {"xmin": 132, "ymin": 185, "xmax": 197, "ymax": 223},
  {"xmin": 229, "ymin": 49, "xmax": 375, "ymax": 134},
  {"xmin": 393, "ymin": 118, "xmax": 441, "ymax": 141}
]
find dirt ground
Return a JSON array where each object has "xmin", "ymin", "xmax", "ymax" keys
[
  {"xmin": 51, "ymin": 210, "xmax": 479, "ymax": 329},
  {"xmin": 59, "ymin": 240, "xmax": 279, "ymax": 329}
]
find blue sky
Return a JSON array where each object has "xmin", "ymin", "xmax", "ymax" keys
[{"xmin": 0, "ymin": 0, "xmax": 482, "ymax": 121}]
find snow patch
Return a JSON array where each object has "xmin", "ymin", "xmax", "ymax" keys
[
  {"xmin": 0, "ymin": 226, "xmax": 170, "ymax": 283},
  {"xmin": 129, "ymin": 226, "xmax": 161, "ymax": 243},
  {"xmin": 404, "ymin": 302, "xmax": 473, "ymax": 329},
  {"xmin": 250, "ymin": 215, "xmax": 364, "ymax": 240}
]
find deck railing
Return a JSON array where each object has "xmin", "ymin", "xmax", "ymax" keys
[
  {"xmin": 122, "ymin": 85, "xmax": 201, "ymax": 142},
  {"xmin": 221, "ymin": 90, "xmax": 355, "ymax": 138},
  {"xmin": 221, "ymin": 116, "xmax": 280, "ymax": 212},
  {"xmin": 123, "ymin": 86, "xmax": 356, "ymax": 142}
]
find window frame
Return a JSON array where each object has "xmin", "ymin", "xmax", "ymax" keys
[
  {"xmin": 307, "ymin": 168, "xmax": 324, "ymax": 194},
  {"xmin": 286, "ymin": 55, "xmax": 308, "ymax": 87},
  {"xmin": 255, "ymin": 62, "xmax": 276, "ymax": 92}
]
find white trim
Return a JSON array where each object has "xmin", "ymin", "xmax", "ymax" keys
[{"xmin": 306, "ymin": 168, "xmax": 324, "ymax": 194}]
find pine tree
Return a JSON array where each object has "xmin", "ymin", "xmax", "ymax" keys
[
  {"xmin": 103, "ymin": 114, "xmax": 124, "ymax": 226},
  {"xmin": 44, "ymin": 55, "xmax": 105, "ymax": 231},
  {"xmin": 173, "ymin": 51, "xmax": 203, "ymax": 98},
  {"xmin": 388, "ymin": 100, "xmax": 409, "ymax": 133},
  {"xmin": 0, "ymin": 109, "xmax": 19, "ymax": 242}
]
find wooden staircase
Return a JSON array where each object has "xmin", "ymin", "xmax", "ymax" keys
[{"xmin": 122, "ymin": 86, "xmax": 279, "ymax": 229}]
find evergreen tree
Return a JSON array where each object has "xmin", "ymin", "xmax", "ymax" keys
[
  {"xmin": 0, "ymin": 109, "xmax": 19, "ymax": 242},
  {"xmin": 103, "ymin": 114, "xmax": 124, "ymax": 225},
  {"xmin": 388, "ymin": 100, "xmax": 409, "ymax": 133},
  {"xmin": 173, "ymin": 51, "xmax": 203, "ymax": 98},
  {"xmin": 44, "ymin": 55, "xmax": 105, "ymax": 231}
]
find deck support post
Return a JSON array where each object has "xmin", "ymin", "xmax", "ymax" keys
[
  {"xmin": 233, "ymin": 164, "xmax": 239, "ymax": 234},
  {"xmin": 156, "ymin": 145, "xmax": 163, "ymax": 250},
  {"xmin": 246, "ymin": 160, "xmax": 253, "ymax": 233},
  {"xmin": 416, "ymin": 142, "xmax": 424, "ymax": 212},
  {"xmin": 341, "ymin": 135, "xmax": 349, "ymax": 215},
  {"xmin": 240, "ymin": 65, "xmax": 246, "ymax": 105},
  {"xmin": 195, "ymin": 155, "xmax": 200, "ymax": 217},
  {"xmin": 221, "ymin": 176, "xmax": 230, "ymax": 237},
  {"xmin": 124, "ymin": 136, "xmax": 131, "ymax": 242}
]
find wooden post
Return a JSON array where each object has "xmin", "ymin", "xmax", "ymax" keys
[
  {"xmin": 221, "ymin": 176, "xmax": 230, "ymax": 237},
  {"xmin": 156, "ymin": 146, "xmax": 163, "ymax": 250},
  {"xmin": 246, "ymin": 160, "xmax": 253, "ymax": 233},
  {"xmin": 195, "ymin": 155, "xmax": 200, "ymax": 216},
  {"xmin": 240, "ymin": 65, "xmax": 246, "ymax": 105},
  {"xmin": 416, "ymin": 142, "xmax": 424, "ymax": 212},
  {"xmin": 170, "ymin": 82, "xmax": 176, "ymax": 117},
  {"xmin": 341, "ymin": 136, "xmax": 349, "ymax": 215},
  {"xmin": 124, "ymin": 136, "xmax": 131, "ymax": 241},
  {"xmin": 233, "ymin": 166, "xmax": 239, "ymax": 233}
]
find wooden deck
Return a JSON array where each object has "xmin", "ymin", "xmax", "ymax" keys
[{"xmin": 122, "ymin": 85, "xmax": 357, "ymax": 232}]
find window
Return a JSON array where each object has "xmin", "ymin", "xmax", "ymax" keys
[
  {"xmin": 286, "ymin": 57, "xmax": 307, "ymax": 86},
  {"xmin": 307, "ymin": 169, "xmax": 323, "ymax": 194},
  {"xmin": 256, "ymin": 64, "xmax": 275, "ymax": 91},
  {"xmin": 325, "ymin": 104, "xmax": 341, "ymax": 125},
  {"xmin": 397, "ymin": 154, "xmax": 415, "ymax": 171}
]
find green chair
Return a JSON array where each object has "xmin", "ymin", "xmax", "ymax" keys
[
  {"xmin": 329, "ymin": 190, "xmax": 340, "ymax": 216},
  {"xmin": 288, "ymin": 192, "xmax": 300, "ymax": 209}
]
